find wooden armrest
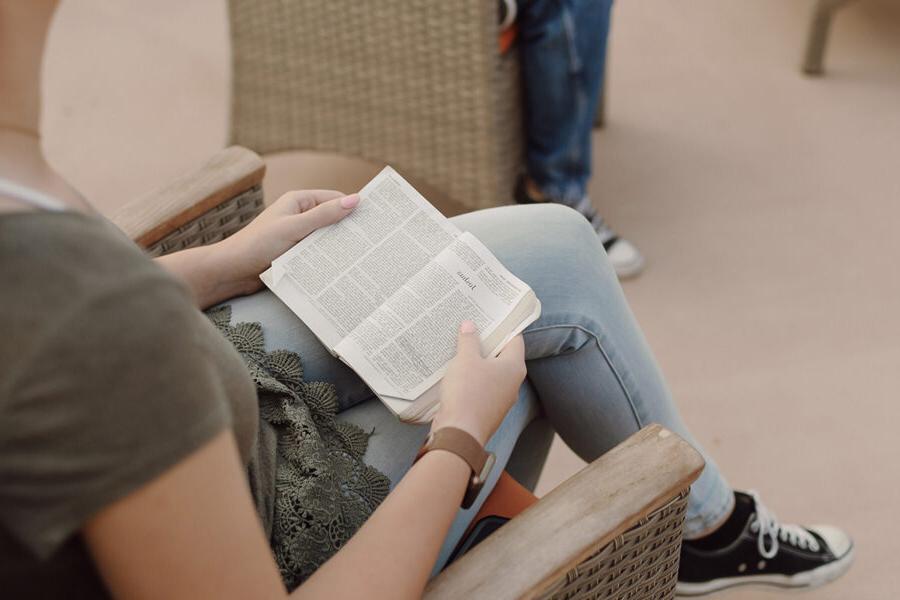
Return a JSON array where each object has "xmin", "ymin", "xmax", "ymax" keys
[
  {"xmin": 110, "ymin": 146, "xmax": 265, "ymax": 247},
  {"xmin": 424, "ymin": 425, "xmax": 705, "ymax": 600}
]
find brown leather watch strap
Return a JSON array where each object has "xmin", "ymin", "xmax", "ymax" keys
[{"xmin": 415, "ymin": 427, "xmax": 495, "ymax": 509}]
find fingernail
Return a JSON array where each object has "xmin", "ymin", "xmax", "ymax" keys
[
  {"xmin": 340, "ymin": 194, "xmax": 360, "ymax": 209},
  {"xmin": 460, "ymin": 320, "xmax": 476, "ymax": 333}
]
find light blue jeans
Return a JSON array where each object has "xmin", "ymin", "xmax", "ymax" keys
[{"xmin": 227, "ymin": 204, "xmax": 734, "ymax": 572}]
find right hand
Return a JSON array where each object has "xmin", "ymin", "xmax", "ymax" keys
[
  {"xmin": 213, "ymin": 189, "xmax": 359, "ymax": 296},
  {"xmin": 432, "ymin": 321, "xmax": 526, "ymax": 445}
]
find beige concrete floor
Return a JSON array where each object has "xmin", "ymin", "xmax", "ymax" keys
[{"xmin": 41, "ymin": 1, "xmax": 900, "ymax": 598}]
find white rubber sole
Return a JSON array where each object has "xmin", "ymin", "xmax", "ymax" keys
[
  {"xmin": 675, "ymin": 547, "xmax": 855, "ymax": 597},
  {"xmin": 612, "ymin": 253, "xmax": 645, "ymax": 280},
  {"xmin": 605, "ymin": 240, "xmax": 645, "ymax": 279}
]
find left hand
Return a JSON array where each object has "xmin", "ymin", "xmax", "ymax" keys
[{"xmin": 215, "ymin": 189, "xmax": 360, "ymax": 295}]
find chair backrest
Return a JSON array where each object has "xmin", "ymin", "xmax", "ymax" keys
[{"xmin": 228, "ymin": 0, "xmax": 523, "ymax": 209}]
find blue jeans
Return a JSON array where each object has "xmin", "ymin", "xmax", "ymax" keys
[
  {"xmin": 519, "ymin": 0, "xmax": 612, "ymax": 206},
  {"xmin": 226, "ymin": 204, "xmax": 734, "ymax": 573}
]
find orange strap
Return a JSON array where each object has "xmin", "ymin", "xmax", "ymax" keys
[
  {"xmin": 499, "ymin": 24, "xmax": 519, "ymax": 54},
  {"xmin": 469, "ymin": 470, "xmax": 537, "ymax": 529}
]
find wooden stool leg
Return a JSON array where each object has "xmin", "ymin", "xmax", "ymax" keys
[{"xmin": 802, "ymin": 0, "xmax": 853, "ymax": 76}]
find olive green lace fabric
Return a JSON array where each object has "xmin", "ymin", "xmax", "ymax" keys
[{"xmin": 207, "ymin": 306, "xmax": 390, "ymax": 590}]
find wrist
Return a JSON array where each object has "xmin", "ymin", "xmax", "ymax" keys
[
  {"xmin": 430, "ymin": 413, "xmax": 490, "ymax": 447},
  {"xmin": 416, "ymin": 427, "xmax": 497, "ymax": 509},
  {"xmin": 416, "ymin": 447, "xmax": 472, "ymax": 476},
  {"xmin": 413, "ymin": 449, "xmax": 472, "ymax": 503},
  {"xmin": 158, "ymin": 242, "xmax": 257, "ymax": 309},
  {"xmin": 206, "ymin": 238, "xmax": 261, "ymax": 297}
]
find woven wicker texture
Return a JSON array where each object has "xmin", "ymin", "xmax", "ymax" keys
[
  {"xmin": 228, "ymin": 0, "xmax": 523, "ymax": 209},
  {"xmin": 145, "ymin": 185, "xmax": 264, "ymax": 257},
  {"xmin": 535, "ymin": 490, "xmax": 690, "ymax": 600}
]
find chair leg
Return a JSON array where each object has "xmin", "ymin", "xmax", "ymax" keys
[{"xmin": 802, "ymin": 0, "xmax": 854, "ymax": 76}]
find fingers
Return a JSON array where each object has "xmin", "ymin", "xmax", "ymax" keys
[
  {"xmin": 274, "ymin": 190, "xmax": 345, "ymax": 213},
  {"xmin": 297, "ymin": 190, "xmax": 346, "ymax": 211},
  {"xmin": 289, "ymin": 194, "xmax": 359, "ymax": 240},
  {"xmin": 455, "ymin": 320, "xmax": 482, "ymax": 359}
]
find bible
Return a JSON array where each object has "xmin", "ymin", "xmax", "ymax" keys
[{"xmin": 261, "ymin": 167, "xmax": 541, "ymax": 423}]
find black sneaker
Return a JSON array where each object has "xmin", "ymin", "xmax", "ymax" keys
[{"xmin": 677, "ymin": 491, "xmax": 854, "ymax": 596}]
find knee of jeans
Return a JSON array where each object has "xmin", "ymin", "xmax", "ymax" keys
[
  {"xmin": 532, "ymin": 202, "xmax": 588, "ymax": 229},
  {"xmin": 529, "ymin": 202, "xmax": 599, "ymax": 256},
  {"xmin": 517, "ymin": 204, "xmax": 622, "ymax": 320}
]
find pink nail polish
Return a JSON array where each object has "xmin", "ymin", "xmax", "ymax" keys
[
  {"xmin": 460, "ymin": 320, "xmax": 476, "ymax": 333},
  {"xmin": 340, "ymin": 194, "xmax": 360, "ymax": 209}
]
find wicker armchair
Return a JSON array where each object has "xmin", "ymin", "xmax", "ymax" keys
[
  {"xmin": 109, "ymin": 147, "xmax": 704, "ymax": 599},
  {"xmin": 110, "ymin": 146, "xmax": 266, "ymax": 256},
  {"xmin": 227, "ymin": 0, "xmax": 522, "ymax": 210},
  {"xmin": 802, "ymin": 0, "xmax": 855, "ymax": 75}
]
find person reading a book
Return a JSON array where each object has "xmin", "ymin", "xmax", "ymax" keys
[{"xmin": 0, "ymin": 2, "xmax": 852, "ymax": 598}]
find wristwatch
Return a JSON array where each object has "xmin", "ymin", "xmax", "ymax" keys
[{"xmin": 415, "ymin": 427, "xmax": 496, "ymax": 509}]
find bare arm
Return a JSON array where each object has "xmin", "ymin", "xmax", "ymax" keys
[
  {"xmin": 84, "ymin": 327, "xmax": 525, "ymax": 599},
  {"xmin": 298, "ymin": 450, "xmax": 470, "ymax": 599},
  {"xmin": 155, "ymin": 190, "xmax": 359, "ymax": 309},
  {"xmin": 154, "ymin": 243, "xmax": 254, "ymax": 311},
  {"xmin": 83, "ymin": 431, "xmax": 469, "ymax": 600}
]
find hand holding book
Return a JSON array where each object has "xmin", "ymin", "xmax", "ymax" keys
[
  {"xmin": 432, "ymin": 321, "xmax": 526, "ymax": 445},
  {"xmin": 214, "ymin": 189, "xmax": 360, "ymax": 298},
  {"xmin": 158, "ymin": 188, "xmax": 361, "ymax": 310},
  {"xmin": 261, "ymin": 167, "xmax": 541, "ymax": 423}
]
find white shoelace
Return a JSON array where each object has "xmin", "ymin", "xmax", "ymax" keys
[{"xmin": 748, "ymin": 491, "xmax": 821, "ymax": 559}]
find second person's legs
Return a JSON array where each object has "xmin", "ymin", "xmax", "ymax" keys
[
  {"xmin": 517, "ymin": 0, "xmax": 645, "ymax": 277},
  {"xmin": 518, "ymin": 0, "xmax": 610, "ymax": 204}
]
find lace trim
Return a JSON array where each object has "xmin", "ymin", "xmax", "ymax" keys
[{"xmin": 207, "ymin": 305, "xmax": 390, "ymax": 590}]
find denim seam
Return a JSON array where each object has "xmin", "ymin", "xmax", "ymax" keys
[
  {"xmin": 524, "ymin": 323, "xmax": 645, "ymax": 431},
  {"xmin": 559, "ymin": 1, "xmax": 582, "ymax": 74}
]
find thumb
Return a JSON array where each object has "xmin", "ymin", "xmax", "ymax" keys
[
  {"xmin": 290, "ymin": 193, "xmax": 359, "ymax": 240},
  {"xmin": 455, "ymin": 320, "xmax": 482, "ymax": 359}
]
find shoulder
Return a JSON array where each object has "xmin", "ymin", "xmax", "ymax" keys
[
  {"xmin": 0, "ymin": 211, "xmax": 232, "ymax": 473},
  {"xmin": 0, "ymin": 213, "xmax": 237, "ymax": 558},
  {"xmin": 1, "ymin": 211, "xmax": 184, "ymax": 302},
  {"xmin": 0, "ymin": 211, "xmax": 230, "ymax": 432},
  {"xmin": 1, "ymin": 212, "xmax": 197, "ymax": 366}
]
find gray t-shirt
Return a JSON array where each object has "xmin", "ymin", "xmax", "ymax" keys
[{"xmin": 0, "ymin": 211, "xmax": 260, "ymax": 598}]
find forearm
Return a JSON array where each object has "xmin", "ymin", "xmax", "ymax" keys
[
  {"xmin": 155, "ymin": 242, "xmax": 255, "ymax": 310},
  {"xmin": 153, "ymin": 189, "xmax": 360, "ymax": 310},
  {"xmin": 293, "ymin": 450, "xmax": 470, "ymax": 600}
]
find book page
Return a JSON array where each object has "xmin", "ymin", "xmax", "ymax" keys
[
  {"xmin": 387, "ymin": 290, "xmax": 541, "ymax": 423},
  {"xmin": 262, "ymin": 167, "xmax": 460, "ymax": 350},
  {"xmin": 334, "ymin": 232, "xmax": 534, "ymax": 401}
]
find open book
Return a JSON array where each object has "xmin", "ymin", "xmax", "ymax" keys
[{"xmin": 260, "ymin": 167, "xmax": 541, "ymax": 423}]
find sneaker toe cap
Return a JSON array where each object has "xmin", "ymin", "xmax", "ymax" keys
[
  {"xmin": 809, "ymin": 525, "xmax": 853, "ymax": 558},
  {"xmin": 605, "ymin": 239, "xmax": 645, "ymax": 278}
]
